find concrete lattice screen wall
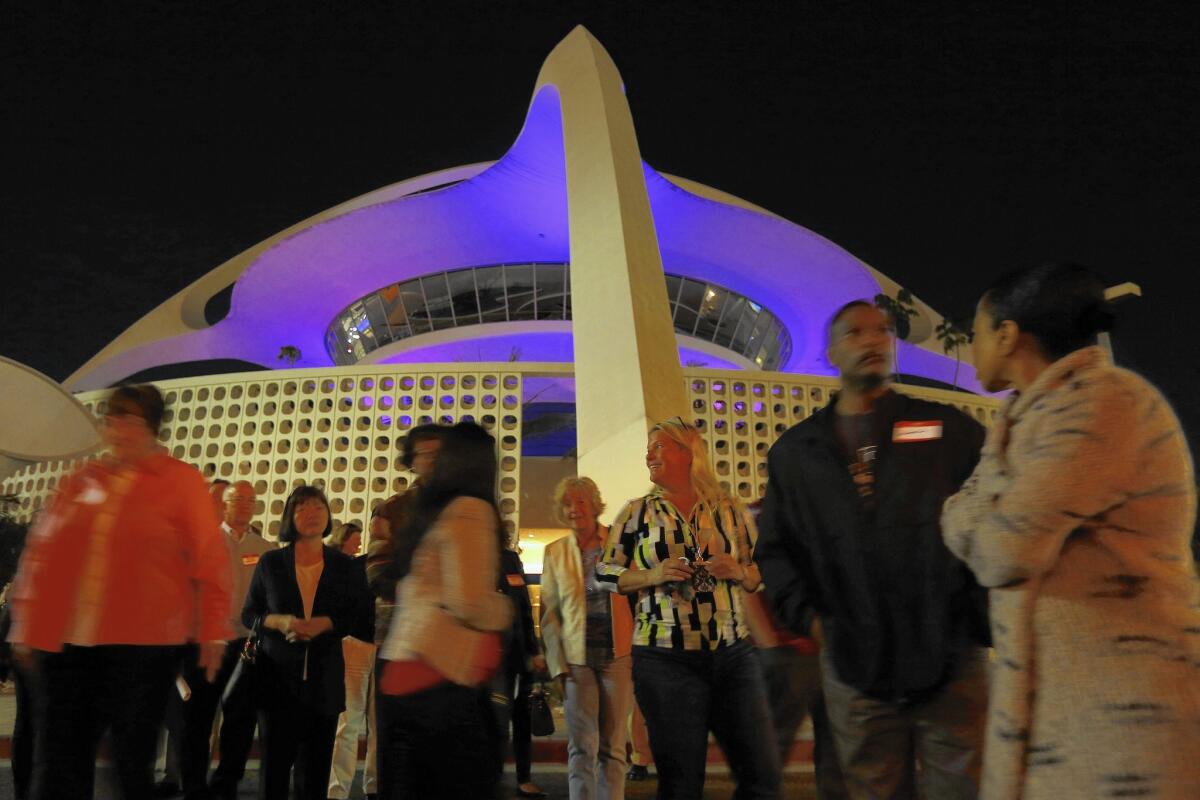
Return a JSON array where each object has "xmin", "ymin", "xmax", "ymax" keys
[
  {"xmin": 2, "ymin": 364, "xmax": 1001, "ymax": 538},
  {"xmin": 682, "ymin": 368, "xmax": 1000, "ymax": 501},
  {"xmin": 3, "ymin": 365, "xmax": 527, "ymax": 540}
]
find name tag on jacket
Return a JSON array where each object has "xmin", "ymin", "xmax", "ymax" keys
[
  {"xmin": 892, "ymin": 421, "xmax": 944, "ymax": 442},
  {"xmin": 506, "ymin": 573, "xmax": 526, "ymax": 588},
  {"xmin": 241, "ymin": 554, "xmax": 261, "ymax": 567}
]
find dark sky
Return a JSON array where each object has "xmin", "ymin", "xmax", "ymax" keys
[{"xmin": 4, "ymin": 2, "xmax": 1198, "ymax": 451}]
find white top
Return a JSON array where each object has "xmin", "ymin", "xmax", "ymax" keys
[
  {"xmin": 381, "ymin": 497, "xmax": 512, "ymax": 685},
  {"xmin": 295, "ymin": 557, "xmax": 324, "ymax": 679},
  {"xmin": 296, "ymin": 559, "xmax": 323, "ymax": 620}
]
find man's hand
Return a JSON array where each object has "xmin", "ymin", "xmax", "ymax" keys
[
  {"xmin": 12, "ymin": 644, "xmax": 34, "ymax": 674},
  {"xmin": 652, "ymin": 558, "xmax": 694, "ymax": 586},
  {"xmin": 811, "ymin": 615, "xmax": 825, "ymax": 648},
  {"xmin": 529, "ymin": 654, "xmax": 547, "ymax": 675},
  {"xmin": 704, "ymin": 553, "xmax": 743, "ymax": 581},
  {"xmin": 199, "ymin": 641, "xmax": 226, "ymax": 682}
]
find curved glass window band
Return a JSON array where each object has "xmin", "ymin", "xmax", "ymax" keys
[{"xmin": 325, "ymin": 263, "xmax": 791, "ymax": 370}]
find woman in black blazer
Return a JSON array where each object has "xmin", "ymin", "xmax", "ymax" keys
[{"xmin": 242, "ymin": 485, "xmax": 373, "ymax": 800}]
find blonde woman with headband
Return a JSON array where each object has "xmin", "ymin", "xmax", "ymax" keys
[
  {"xmin": 540, "ymin": 477, "xmax": 635, "ymax": 800},
  {"xmin": 596, "ymin": 417, "xmax": 781, "ymax": 800}
]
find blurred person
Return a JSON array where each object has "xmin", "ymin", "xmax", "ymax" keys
[
  {"xmin": 540, "ymin": 476, "xmax": 635, "ymax": 800},
  {"xmin": 741, "ymin": 504, "xmax": 846, "ymax": 799},
  {"xmin": 176, "ymin": 480, "xmax": 272, "ymax": 800},
  {"xmin": 7, "ymin": 384, "xmax": 232, "ymax": 800},
  {"xmin": 328, "ymin": 521, "xmax": 363, "ymax": 556},
  {"xmin": 0, "ymin": 582, "xmax": 34, "ymax": 800},
  {"xmin": 242, "ymin": 486, "xmax": 373, "ymax": 800},
  {"xmin": 596, "ymin": 417, "xmax": 780, "ymax": 800},
  {"xmin": 625, "ymin": 703, "xmax": 653, "ymax": 782},
  {"xmin": 208, "ymin": 478, "xmax": 231, "ymax": 516},
  {"xmin": 376, "ymin": 422, "xmax": 513, "ymax": 800},
  {"xmin": 498, "ymin": 535, "xmax": 546, "ymax": 798},
  {"xmin": 755, "ymin": 301, "xmax": 989, "ymax": 800},
  {"xmin": 325, "ymin": 520, "xmax": 378, "ymax": 800},
  {"xmin": 365, "ymin": 424, "xmax": 444, "ymax": 641},
  {"xmin": 943, "ymin": 264, "xmax": 1200, "ymax": 799},
  {"xmin": 156, "ymin": 476, "xmax": 230, "ymax": 798},
  {"xmin": 366, "ymin": 423, "xmax": 444, "ymax": 790}
]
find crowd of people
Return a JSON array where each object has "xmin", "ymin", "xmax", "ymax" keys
[{"xmin": 3, "ymin": 263, "xmax": 1198, "ymax": 800}]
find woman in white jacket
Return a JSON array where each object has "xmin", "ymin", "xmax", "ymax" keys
[{"xmin": 540, "ymin": 477, "xmax": 635, "ymax": 800}]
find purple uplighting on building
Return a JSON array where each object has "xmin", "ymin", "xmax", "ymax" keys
[{"xmin": 69, "ymin": 64, "xmax": 980, "ymax": 394}]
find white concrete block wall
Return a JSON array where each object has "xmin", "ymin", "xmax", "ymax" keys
[
  {"xmin": 2, "ymin": 365, "xmax": 525, "ymax": 542},
  {"xmin": 2, "ymin": 364, "xmax": 1000, "ymax": 532}
]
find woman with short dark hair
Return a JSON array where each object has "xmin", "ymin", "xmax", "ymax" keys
[
  {"xmin": 376, "ymin": 422, "xmax": 513, "ymax": 800},
  {"xmin": 943, "ymin": 263, "xmax": 1200, "ymax": 799},
  {"xmin": 242, "ymin": 486, "xmax": 373, "ymax": 800}
]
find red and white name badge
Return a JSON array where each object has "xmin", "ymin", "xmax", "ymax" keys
[
  {"xmin": 241, "ymin": 554, "xmax": 261, "ymax": 567},
  {"xmin": 506, "ymin": 573, "xmax": 526, "ymax": 588},
  {"xmin": 892, "ymin": 420, "xmax": 944, "ymax": 443}
]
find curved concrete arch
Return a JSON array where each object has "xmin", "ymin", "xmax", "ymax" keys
[
  {"xmin": 0, "ymin": 357, "xmax": 102, "ymax": 480},
  {"xmin": 65, "ymin": 162, "xmax": 495, "ymax": 391},
  {"xmin": 63, "ymin": 25, "xmax": 980, "ymax": 398},
  {"xmin": 529, "ymin": 26, "xmax": 695, "ymax": 511}
]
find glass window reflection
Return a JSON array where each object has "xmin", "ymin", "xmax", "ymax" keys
[{"xmin": 325, "ymin": 263, "xmax": 791, "ymax": 370}]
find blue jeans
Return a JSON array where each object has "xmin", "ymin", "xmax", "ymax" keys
[{"xmin": 632, "ymin": 640, "xmax": 780, "ymax": 800}]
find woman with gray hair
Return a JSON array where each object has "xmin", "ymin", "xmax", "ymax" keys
[
  {"xmin": 540, "ymin": 477, "xmax": 635, "ymax": 800},
  {"xmin": 596, "ymin": 417, "xmax": 780, "ymax": 800}
]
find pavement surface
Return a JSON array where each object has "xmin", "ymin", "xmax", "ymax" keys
[
  {"xmin": 0, "ymin": 768, "xmax": 818, "ymax": 799},
  {"xmin": 0, "ymin": 685, "xmax": 819, "ymax": 799}
]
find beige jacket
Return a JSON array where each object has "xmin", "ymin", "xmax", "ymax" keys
[
  {"xmin": 539, "ymin": 529, "xmax": 633, "ymax": 678},
  {"xmin": 942, "ymin": 347, "xmax": 1200, "ymax": 799},
  {"xmin": 381, "ymin": 496, "xmax": 513, "ymax": 686}
]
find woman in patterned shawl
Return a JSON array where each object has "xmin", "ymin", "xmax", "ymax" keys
[{"xmin": 942, "ymin": 263, "xmax": 1199, "ymax": 799}]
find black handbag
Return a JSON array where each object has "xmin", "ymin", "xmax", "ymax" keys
[
  {"xmin": 528, "ymin": 682, "xmax": 555, "ymax": 737},
  {"xmin": 221, "ymin": 619, "xmax": 262, "ymax": 707}
]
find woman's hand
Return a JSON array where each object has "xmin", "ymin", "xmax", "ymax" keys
[
  {"xmin": 285, "ymin": 617, "xmax": 334, "ymax": 642},
  {"xmin": 704, "ymin": 553, "xmax": 745, "ymax": 581},
  {"xmin": 616, "ymin": 557, "xmax": 694, "ymax": 593},
  {"xmin": 529, "ymin": 654, "xmax": 547, "ymax": 675},
  {"xmin": 652, "ymin": 558, "xmax": 694, "ymax": 586},
  {"xmin": 265, "ymin": 613, "xmax": 297, "ymax": 634},
  {"xmin": 198, "ymin": 641, "xmax": 226, "ymax": 682}
]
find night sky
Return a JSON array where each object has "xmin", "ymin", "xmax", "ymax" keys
[{"xmin": 4, "ymin": 2, "xmax": 1198, "ymax": 454}]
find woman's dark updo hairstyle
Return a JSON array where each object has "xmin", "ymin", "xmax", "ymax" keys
[
  {"xmin": 278, "ymin": 484, "xmax": 334, "ymax": 544},
  {"xmin": 982, "ymin": 263, "xmax": 1116, "ymax": 360},
  {"xmin": 391, "ymin": 421, "xmax": 503, "ymax": 580}
]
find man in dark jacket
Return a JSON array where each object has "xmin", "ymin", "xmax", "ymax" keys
[{"xmin": 756, "ymin": 301, "xmax": 989, "ymax": 800}]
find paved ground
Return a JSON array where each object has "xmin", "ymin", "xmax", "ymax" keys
[
  {"xmin": 0, "ymin": 686, "xmax": 819, "ymax": 798},
  {"xmin": 0, "ymin": 767, "xmax": 818, "ymax": 799}
]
